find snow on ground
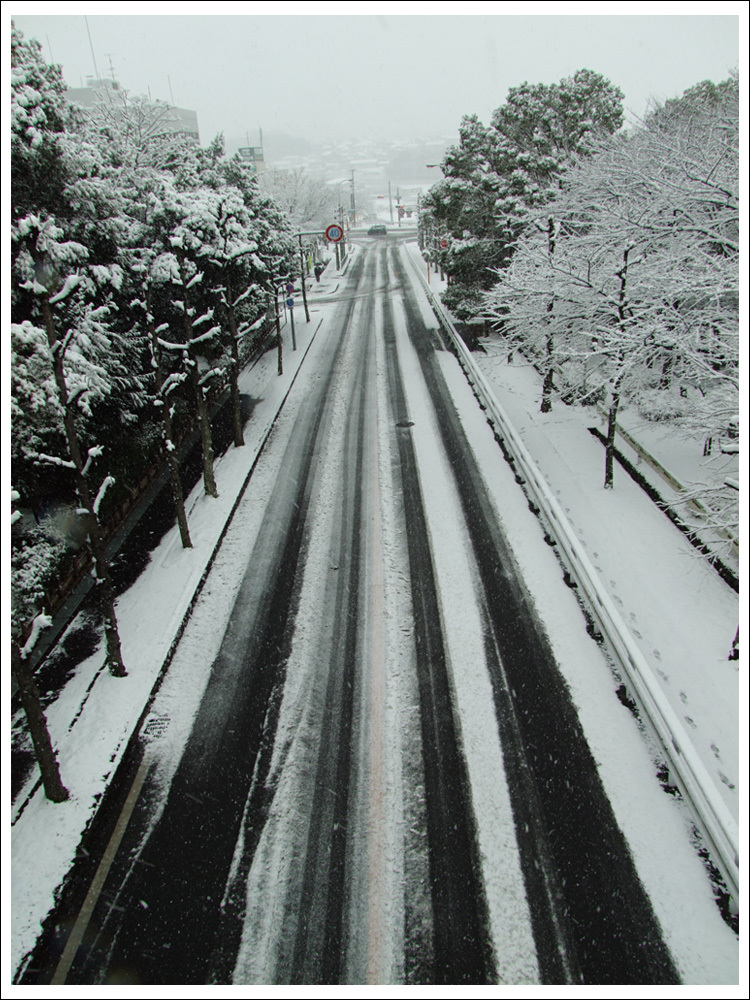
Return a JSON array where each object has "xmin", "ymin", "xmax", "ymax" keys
[
  {"xmin": 9, "ymin": 240, "xmax": 742, "ymax": 988},
  {"xmin": 402, "ymin": 241, "xmax": 741, "ymax": 984},
  {"xmin": 403, "ymin": 239, "xmax": 741, "ymax": 825},
  {"xmin": 474, "ymin": 345, "xmax": 740, "ymax": 821},
  {"xmin": 9, "ymin": 261, "xmax": 347, "ymax": 979},
  {"xmin": 433, "ymin": 346, "xmax": 739, "ymax": 984},
  {"xmin": 391, "ymin": 292, "xmax": 539, "ymax": 983}
]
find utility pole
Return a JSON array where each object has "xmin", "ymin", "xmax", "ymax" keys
[
  {"xmin": 274, "ymin": 290, "xmax": 283, "ymax": 375},
  {"xmin": 388, "ymin": 180, "xmax": 394, "ymax": 223},
  {"xmin": 350, "ymin": 170, "xmax": 356, "ymax": 227},
  {"xmin": 297, "ymin": 235, "xmax": 310, "ymax": 323}
]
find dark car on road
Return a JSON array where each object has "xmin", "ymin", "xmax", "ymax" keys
[{"xmin": 368, "ymin": 225, "xmax": 387, "ymax": 236}]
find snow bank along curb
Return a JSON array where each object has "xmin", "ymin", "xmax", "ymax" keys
[{"xmin": 404, "ymin": 250, "xmax": 740, "ymax": 910}]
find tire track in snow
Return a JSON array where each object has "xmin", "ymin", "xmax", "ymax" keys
[
  {"xmin": 380, "ymin": 251, "xmax": 496, "ymax": 985},
  {"xmin": 396, "ymin": 248, "xmax": 679, "ymax": 985}
]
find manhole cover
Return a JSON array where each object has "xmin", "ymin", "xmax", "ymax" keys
[{"xmin": 142, "ymin": 715, "xmax": 170, "ymax": 741}]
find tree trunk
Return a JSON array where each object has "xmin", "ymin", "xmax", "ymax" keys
[
  {"xmin": 604, "ymin": 389, "xmax": 620, "ymax": 490},
  {"xmin": 166, "ymin": 435, "xmax": 193, "ymax": 547},
  {"xmin": 177, "ymin": 252, "xmax": 218, "ymax": 499},
  {"xmin": 540, "ymin": 217, "xmax": 557, "ymax": 414},
  {"xmin": 191, "ymin": 365, "xmax": 219, "ymax": 498},
  {"xmin": 147, "ymin": 286, "xmax": 192, "ymax": 548},
  {"xmin": 659, "ymin": 348, "xmax": 674, "ymax": 390},
  {"xmin": 604, "ymin": 250, "xmax": 632, "ymax": 491},
  {"xmin": 540, "ymin": 331, "xmax": 555, "ymax": 413},
  {"xmin": 41, "ymin": 296, "xmax": 126, "ymax": 677},
  {"xmin": 540, "ymin": 365, "xmax": 554, "ymax": 412},
  {"xmin": 12, "ymin": 642, "xmax": 69, "ymax": 803},
  {"xmin": 226, "ymin": 276, "xmax": 245, "ymax": 448}
]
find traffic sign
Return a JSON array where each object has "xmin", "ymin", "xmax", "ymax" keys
[
  {"xmin": 326, "ymin": 224, "xmax": 344, "ymax": 243},
  {"xmin": 440, "ymin": 238, "xmax": 449, "ymax": 248},
  {"xmin": 286, "ymin": 282, "xmax": 295, "ymax": 294},
  {"xmin": 286, "ymin": 298, "xmax": 295, "ymax": 309}
]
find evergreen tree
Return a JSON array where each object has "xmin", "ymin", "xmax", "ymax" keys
[
  {"xmin": 421, "ymin": 70, "xmax": 624, "ymax": 320},
  {"xmin": 11, "ymin": 25, "xmax": 137, "ymax": 677},
  {"xmin": 13, "ymin": 216, "xmax": 129, "ymax": 676}
]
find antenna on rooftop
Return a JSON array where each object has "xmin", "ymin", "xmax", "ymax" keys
[
  {"xmin": 168, "ymin": 76, "xmax": 175, "ymax": 106},
  {"xmin": 84, "ymin": 16, "xmax": 100, "ymax": 80}
]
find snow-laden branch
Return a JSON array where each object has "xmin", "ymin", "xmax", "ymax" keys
[
  {"xmin": 192, "ymin": 308, "xmax": 215, "ymax": 328},
  {"xmin": 230, "ymin": 284, "xmax": 261, "ymax": 310},
  {"xmin": 198, "ymin": 366, "xmax": 225, "ymax": 387},
  {"xmin": 21, "ymin": 611, "xmax": 54, "ymax": 659},
  {"xmin": 158, "ymin": 337, "xmax": 188, "ymax": 352},
  {"xmin": 48, "ymin": 273, "xmax": 82, "ymax": 304},
  {"xmin": 160, "ymin": 371, "xmax": 187, "ymax": 397},
  {"xmin": 93, "ymin": 476, "xmax": 115, "ymax": 516},
  {"xmin": 82, "ymin": 444, "xmax": 104, "ymax": 477},
  {"xmin": 37, "ymin": 453, "xmax": 77, "ymax": 470},
  {"xmin": 189, "ymin": 325, "xmax": 221, "ymax": 347}
]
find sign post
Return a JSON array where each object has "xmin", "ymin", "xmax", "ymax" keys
[
  {"xmin": 286, "ymin": 296, "xmax": 296, "ymax": 350},
  {"xmin": 326, "ymin": 223, "xmax": 344, "ymax": 273}
]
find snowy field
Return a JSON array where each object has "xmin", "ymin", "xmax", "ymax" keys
[{"xmin": 9, "ymin": 242, "xmax": 743, "ymax": 988}]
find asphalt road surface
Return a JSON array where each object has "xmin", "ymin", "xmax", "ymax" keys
[{"xmin": 27, "ymin": 235, "xmax": 679, "ymax": 985}]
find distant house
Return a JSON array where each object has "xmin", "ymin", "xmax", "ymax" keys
[{"xmin": 66, "ymin": 76, "xmax": 200, "ymax": 141}]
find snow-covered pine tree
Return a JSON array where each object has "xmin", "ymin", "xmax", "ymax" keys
[
  {"xmin": 12, "ymin": 216, "xmax": 128, "ymax": 677},
  {"xmin": 12, "ymin": 25, "xmax": 138, "ymax": 678},
  {"xmin": 420, "ymin": 70, "xmax": 624, "ymax": 322},
  {"xmin": 117, "ymin": 170, "xmax": 194, "ymax": 548},
  {"xmin": 151, "ymin": 182, "xmax": 226, "ymax": 498},
  {"xmin": 220, "ymin": 155, "xmax": 299, "ymax": 380}
]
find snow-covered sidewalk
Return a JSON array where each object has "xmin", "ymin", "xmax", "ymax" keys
[{"xmin": 10, "ymin": 256, "xmax": 348, "ymax": 979}]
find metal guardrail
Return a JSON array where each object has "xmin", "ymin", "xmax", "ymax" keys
[{"xmin": 404, "ymin": 250, "xmax": 740, "ymax": 910}]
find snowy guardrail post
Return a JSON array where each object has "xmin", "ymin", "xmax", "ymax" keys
[{"xmin": 404, "ymin": 247, "xmax": 740, "ymax": 911}]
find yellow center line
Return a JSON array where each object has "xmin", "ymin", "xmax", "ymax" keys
[{"xmin": 51, "ymin": 753, "xmax": 151, "ymax": 985}]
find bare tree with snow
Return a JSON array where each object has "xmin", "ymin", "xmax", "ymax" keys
[{"xmin": 485, "ymin": 74, "xmax": 738, "ymax": 500}]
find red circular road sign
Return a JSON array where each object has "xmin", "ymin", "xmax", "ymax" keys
[
  {"xmin": 440, "ymin": 238, "xmax": 449, "ymax": 248},
  {"xmin": 326, "ymin": 224, "xmax": 344, "ymax": 243}
]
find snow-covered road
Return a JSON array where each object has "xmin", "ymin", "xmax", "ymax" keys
[{"xmin": 14, "ymin": 236, "xmax": 738, "ymax": 986}]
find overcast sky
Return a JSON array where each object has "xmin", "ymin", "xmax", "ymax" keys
[{"xmin": 8, "ymin": 5, "xmax": 744, "ymax": 146}]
